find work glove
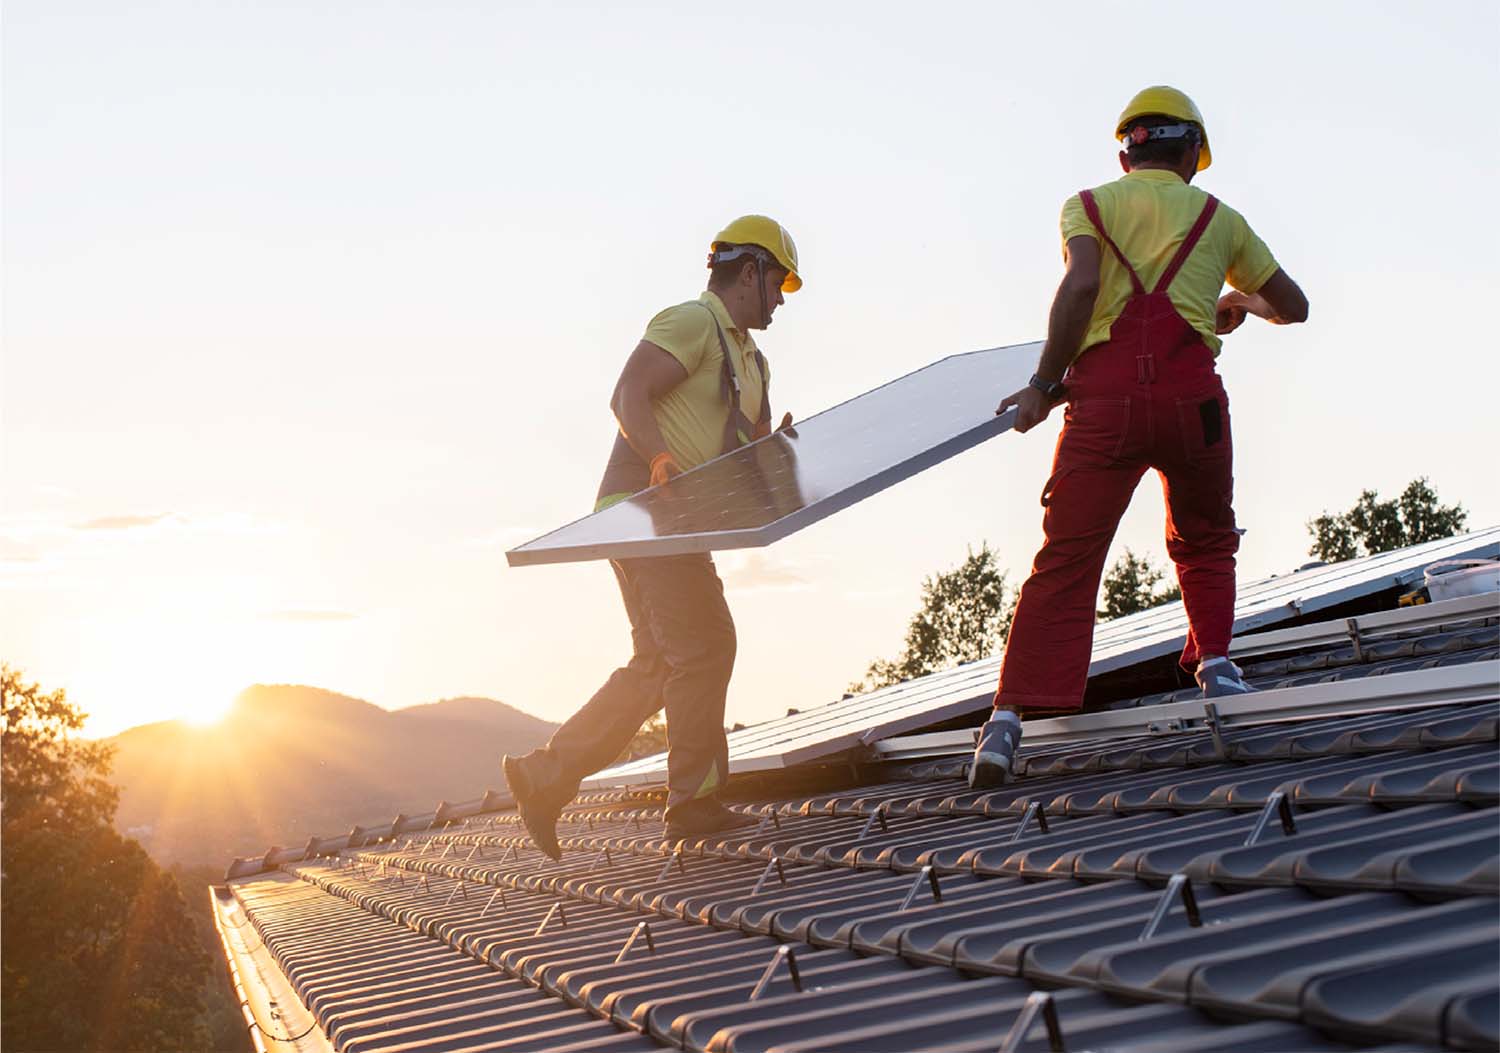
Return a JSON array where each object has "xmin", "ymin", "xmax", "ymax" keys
[
  {"xmin": 649, "ymin": 452, "xmax": 682, "ymax": 488},
  {"xmin": 753, "ymin": 412, "xmax": 795, "ymax": 441}
]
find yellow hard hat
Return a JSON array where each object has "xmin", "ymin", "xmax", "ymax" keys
[
  {"xmin": 1115, "ymin": 86, "xmax": 1212, "ymax": 171},
  {"xmin": 710, "ymin": 215, "xmax": 801, "ymax": 292}
]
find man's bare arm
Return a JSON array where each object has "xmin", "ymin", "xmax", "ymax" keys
[
  {"xmin": 998, "ymin": 235, "xmax": 1101, "ymax": 433},
  {"xmin": 610, "ymin": 341, "xmax": 689, "ymax": 473},
  {"xmin": 1218, "ymin": 268, "xmax": 1309, "ymax": 332}
]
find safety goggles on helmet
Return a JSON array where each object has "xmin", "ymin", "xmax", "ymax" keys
[
  {"xmin": 1121, "ymin": 121, "xmax": 1202, "ymax": 147},
  {"xmin": 708, "ymin": 243, "xmax": 778, "ymax": 272}
]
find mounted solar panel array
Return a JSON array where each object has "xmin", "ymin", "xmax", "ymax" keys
[
  {"xmin": 582, "ymin": 526, "xmax": 1500, "ymax": 789},
  {"xmin": 506, "ymin": 343, "xmax": 1040, "ymax": 566}
]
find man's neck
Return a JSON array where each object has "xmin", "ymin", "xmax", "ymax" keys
[
  {"xmin": 1128, "ymin": 160, "xmax": 1195, "ymax": 183},
  {"xmin": 711, "ymin": 288, "xmax": 759, "ymax": 332}
]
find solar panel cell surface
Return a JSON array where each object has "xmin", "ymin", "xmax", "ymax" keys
[
  {"xmin": 584, "ymin": 528, "xmax": 1500, "ymax": 788},
  {"xmin": 506, "ymin": 342, "xmax": 1040, "ymax": 566}
]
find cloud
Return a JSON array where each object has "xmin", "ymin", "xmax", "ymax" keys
[
  {"xmin": 262, "ymin": 610, "xmax": 360, "ymax": 622},
  {"xmin": 720, "ymin": 551, "xmax": 812, "ymax": 593},
  {"xmin": 73, "ymin": 513, "xmax": 172, "ymax": 531}
]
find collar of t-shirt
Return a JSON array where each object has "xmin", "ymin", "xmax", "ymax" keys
[{"xmin": 1122, "ymin": 168, "xmax": 1188, "ymax": 186}]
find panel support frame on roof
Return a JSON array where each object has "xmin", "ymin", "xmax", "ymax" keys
[
  {"xmin": 582, "ymin": 528, "xmax": 1499, "ymax": 790},
  {"xmin": 869, "ymin": 659, "xmax": 1499, "ymax": 761},
  {"xmin": 1227, "ymin": 590, "xmax": 1497, "ymax": 660}
]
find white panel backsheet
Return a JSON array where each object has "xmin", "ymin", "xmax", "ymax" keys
[{"xmin": 582, "ymin": 526, "xmax": 1500, "ymax": 789}]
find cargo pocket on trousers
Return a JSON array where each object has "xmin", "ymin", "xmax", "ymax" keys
[{"xmin": 1178, "ymin": 390, "xmax": 1231, "ymax": 467}]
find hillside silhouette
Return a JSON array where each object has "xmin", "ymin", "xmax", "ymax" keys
[{"xmin": 102, "ymin": 685, "xmax": 557, "ymax": 867}]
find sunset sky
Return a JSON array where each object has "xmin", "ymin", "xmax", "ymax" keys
[{"xmin": 4, "ymin": 0, "xmax": 1497, "ymax": 738}]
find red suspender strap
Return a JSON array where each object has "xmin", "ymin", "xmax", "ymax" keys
[
  {"xmin": 1153, "ymin": 194, "xmax": 1219, "ymax": 294},
  {"xmin": 1078, "ymin": 189, "xmax": 1144, "ymax": 295}
]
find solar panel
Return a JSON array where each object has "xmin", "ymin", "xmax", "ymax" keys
[
  {"xmin": 581, "ymin": 526, "xmax": 1500, "ymax": 789},
  {"xmin": 506, "ymin": 342, "xmax": 1041, "ymax": 566}
]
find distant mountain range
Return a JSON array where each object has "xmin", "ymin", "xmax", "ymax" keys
[{"xmin": 101, "ymin": 685, "xmax": 558, "ymax": 870}]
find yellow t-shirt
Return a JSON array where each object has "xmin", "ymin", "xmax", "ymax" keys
[
  {"xmin": 640, "ymin": 291, "xmax": 768, "ymax": 468},
  {"xmin": 1060, "ymin": 169, "xmax": 1280, "ymax": 357}
]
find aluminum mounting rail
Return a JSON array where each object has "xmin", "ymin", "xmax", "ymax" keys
[
  {"xmin": 868, "ymin": 660, "xmax": 1500, "ymax": 761},
  {"xmin": 1228, "ymin": 590, "xmax": 1498, "ymax": 661}
]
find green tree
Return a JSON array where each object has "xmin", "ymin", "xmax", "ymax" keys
[
  {"xmin": 850, "ymin": 543, "xmax": 1015, "ymax": 693},
  {"xmin": 615, "ymin": 711, "xmax": 668, "ymax": 763},
  {"xmin": 1308, "ymin": 477, "xmax": 1468, "ymax": 562},
  {"xmin": 1098, "ymin": 548, "xmax": 1182, "ymax": 620},
  {"xmin": 168, "ymin": 863, "xmax": 257, "ymax": 1053},
  {"xmin": 2, "ymin": 666, "xmax": 211, "ymax": 1051}
]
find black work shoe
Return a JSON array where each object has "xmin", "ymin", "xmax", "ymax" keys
[
  {"xmin": 664, "ymin": 803, "xmax": 760, "ymax": 842},
  {"xmin": 968, "ymin": 714, "xmax": 1022, "ymax": 790},
  {"xmin": 501, "ymin": 755, "xmax": 564, "ymax": 861}
]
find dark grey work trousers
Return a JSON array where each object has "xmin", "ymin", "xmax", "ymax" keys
[{"xmin": 519, "ymin": 553, "xmax": 735, "ymax": 822}]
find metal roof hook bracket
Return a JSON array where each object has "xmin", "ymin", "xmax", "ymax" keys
[
  {"xmin": 1010, "ymin": 800, "xmax": 1050, "ymax": 842},
  {"xmin": 534, "ymin": 900, "xmax": 568, "ymax": 937},
  {"xmin": 1138, "ymin": 873, "xmax": 1203, "ymax": 941},
  {"xmin": 998, "ymin": 990, "xmax": 1066, "ymax": 1053},
  {"xmin": 480, "ymin": 886, "xmax": 508, "ymax": 917},
  {"xmin": 614, "ymin": 920, "xmax": 656, "ymax": 964},
  {"xmin": 751, "ymin": 857, "xmax": 788, "ymax": 896},
  {"xmin": 657, "ymin": 846, "xmax": 686, "ymax": 882},
  {"xmin": 748, "ymin": 945, "xmax": 804, "ymax": 1002},
  {"xmin": 1243, "ymin": 789, "xmax": 1298, "ymax": 846},
  {"xmin": 857, "ymin": 803, "xmax": 891, "ymax": 841},
  {"xmin": 899, "ymin": 865, "xmax": 943, "ymax": 911},
  {"xmin": 1203, "ymin": 702, "xmax": 1228, "ymax": 761}
]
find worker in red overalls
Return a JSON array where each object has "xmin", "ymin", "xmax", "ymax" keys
[{"xmin": 970, "ymin": 87, "xmax": 1309, "ymax": 789}]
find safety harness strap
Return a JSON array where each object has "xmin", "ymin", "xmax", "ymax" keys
[{"xmin": 701, "ymin": 304, "xmax": 770, "ymax": 454}]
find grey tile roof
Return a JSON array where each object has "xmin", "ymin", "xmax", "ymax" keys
[{"xmin": 217, "ymin": 591, "xmax": 1500, "ymax": 1052}]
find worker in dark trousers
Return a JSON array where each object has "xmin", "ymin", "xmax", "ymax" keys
[
  {"xmin": 504, "ymin": 216, "xmax": 800, "ymax": 856},
  {"xmin": 970, "ymin": 87, "xmax": 1308, "ymax": 789}
]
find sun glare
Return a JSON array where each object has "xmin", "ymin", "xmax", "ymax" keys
[
  {"xmin": 75, "ymin": 611, "xmax": 269, "ymax": 735},
  {"xmin": 181, "ymin": 693, "xmax": 238, "ymax": 726}
]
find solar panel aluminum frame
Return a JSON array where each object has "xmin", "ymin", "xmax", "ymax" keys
[
  {"xmin": 1227, "ymin": 590, "xmax": 1498, "ymax": 660},
  {"xmin": 582, "ymin": 527, "xmax": 1500, "ymax": 790},
  {"xmin": 869, "ymin": 659, "xmax": 1500, "ymax": 759},
  {"xmin": 506, "ymin": 344, "xmax": 1038, "ymax": 567}
]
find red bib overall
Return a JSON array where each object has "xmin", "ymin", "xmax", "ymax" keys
[{"xmin": 994, "ymin": 190, "xmax": 1239, "ymax": 712}]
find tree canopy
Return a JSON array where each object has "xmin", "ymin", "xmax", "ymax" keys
[
  {"xmin": 849, "ymin": 543, "xmax": 1015, "ymax": 693},
  {"xmin": 1097, "ymin": 547, "xmax": 1182, "ymax": 620},
  {"xmin": 2, "ymin": 665, "xmax": 212, "ymax": 1051},
  {"xmin": 1307, "ymin": 477, "xmax": 1468, "ymax": 562}
]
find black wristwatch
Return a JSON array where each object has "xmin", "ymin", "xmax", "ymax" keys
[{"xmin": 1028, "ymin": 373, "xmax": 1067, "ymax": 401}]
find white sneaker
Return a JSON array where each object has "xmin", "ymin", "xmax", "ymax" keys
[
  {"xmin": 968, "ymin": 712, "xmax": 1022, "ymax": 789},
  {"xmin": 1196, "ymin": 656, "xmax": 1255, "ymax": 698}
]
